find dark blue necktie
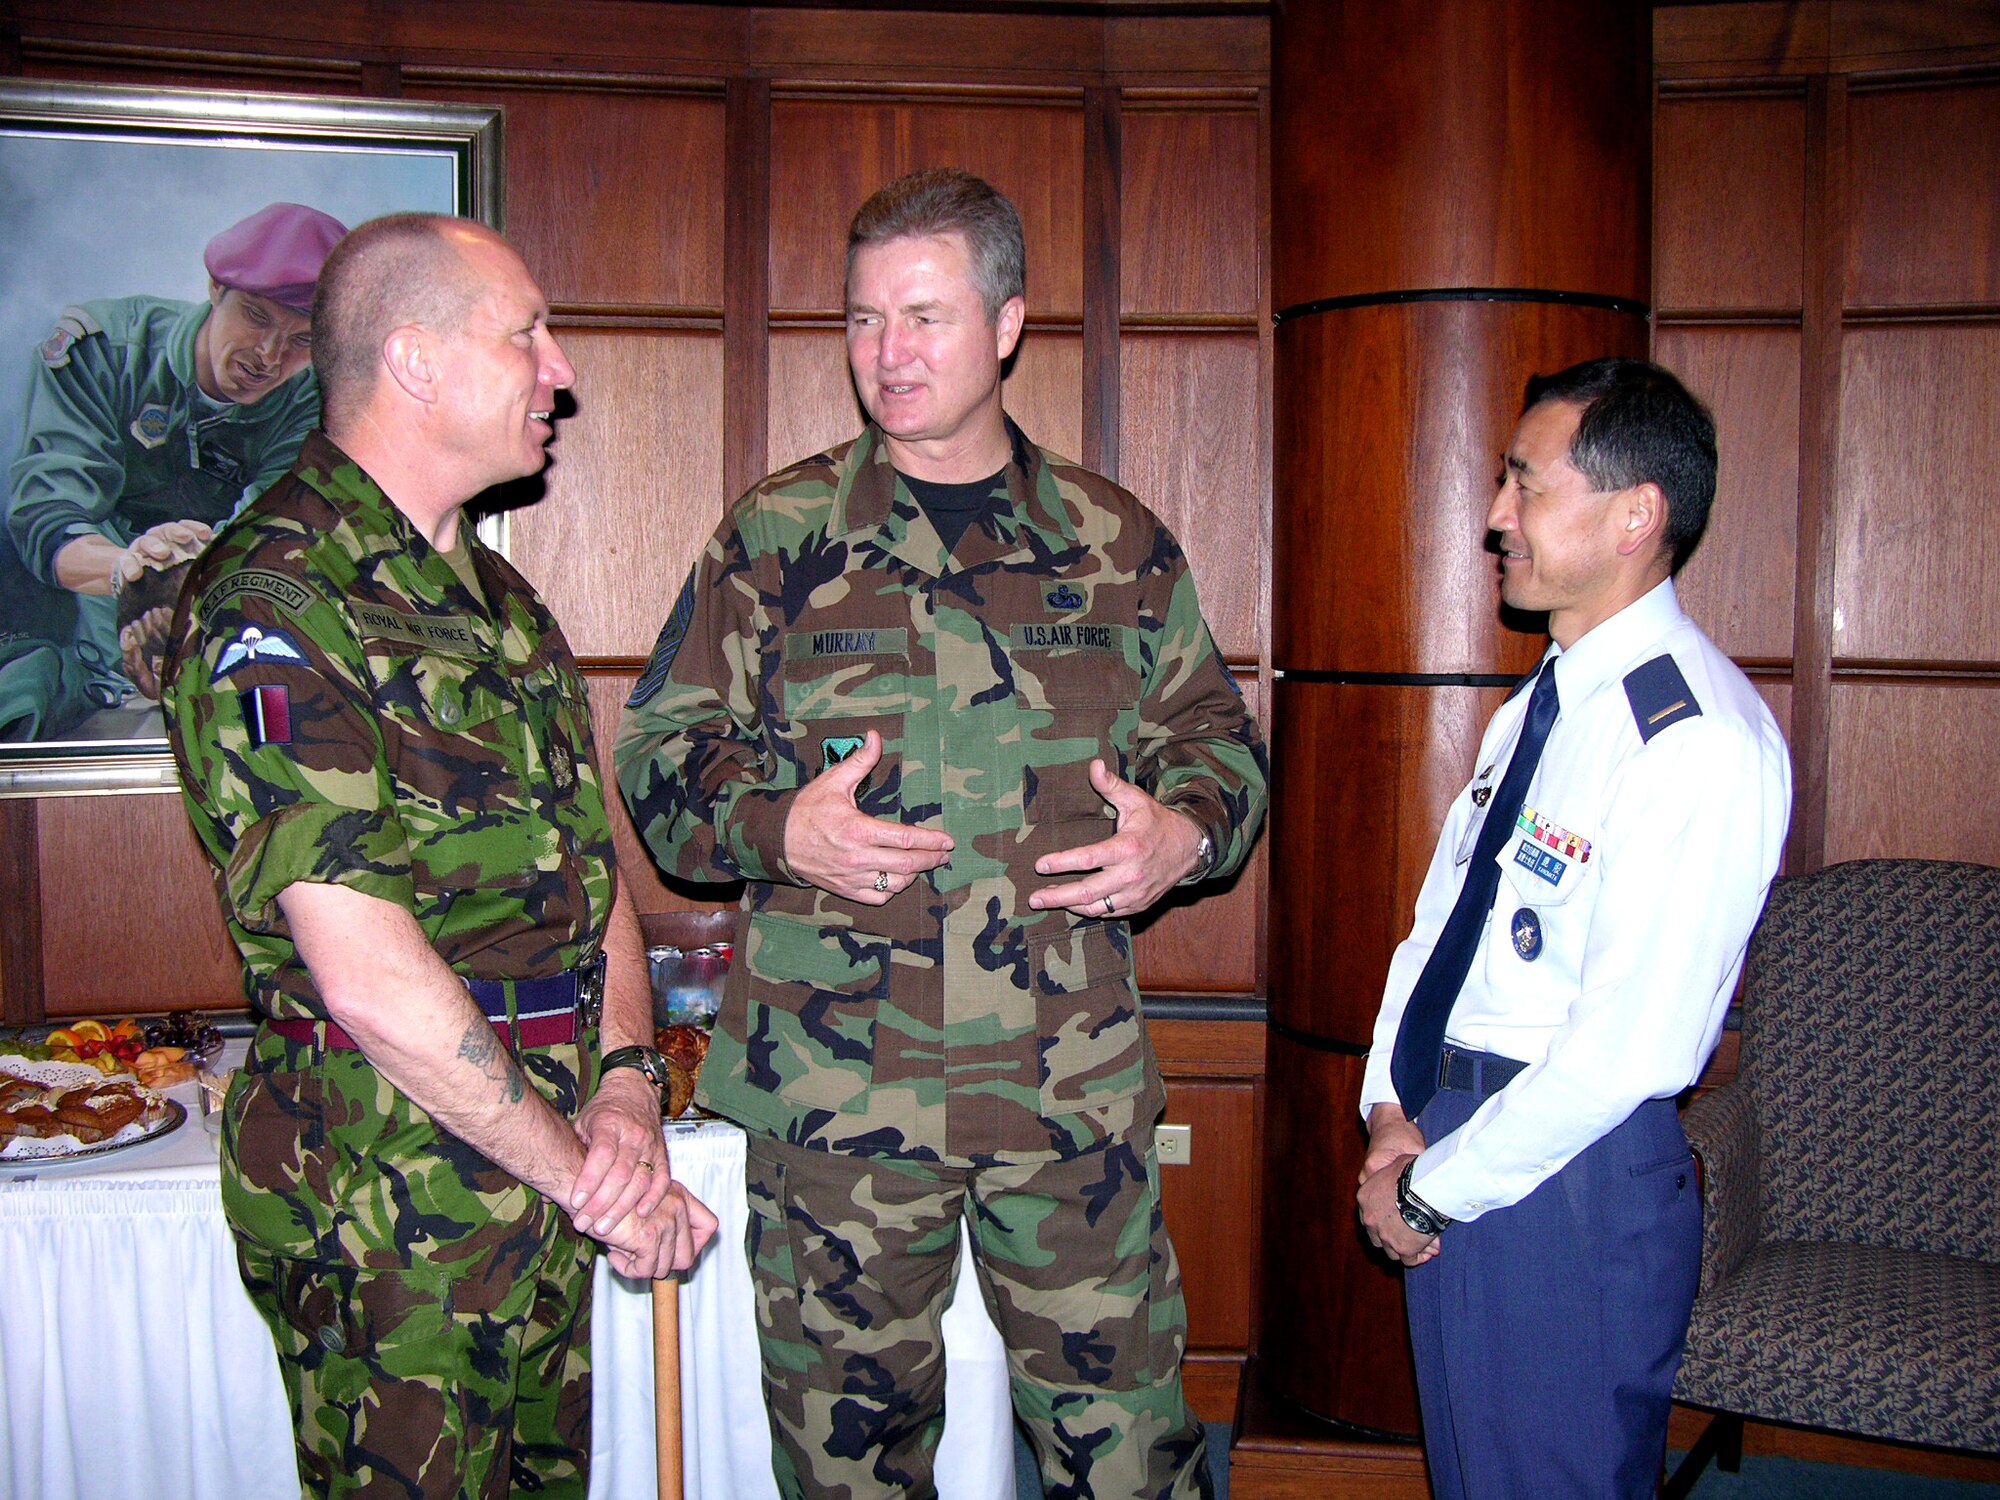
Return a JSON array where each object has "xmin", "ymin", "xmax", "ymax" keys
[{"xmin": 1389, "ymin": 657, "xmax": 1561, "ymax": 1117}]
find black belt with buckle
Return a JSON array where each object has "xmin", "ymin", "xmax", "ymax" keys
[
  {"xmin": 1438, "ymin": 1045, "xmax": 1527, "ymax": 1098},
  {"xmin": 267, "ymin": 953, "xmax": 606, "ymax": 1052}
]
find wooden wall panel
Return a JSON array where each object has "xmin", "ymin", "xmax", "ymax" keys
[
  {"xmin": 412, "ymin": 85, "xmax": 728, "ymax": 310},
  {"xmin": 37, "ymin": 795, "xmax": 239, "ymax": 1014},
  {"xmin": 1826, "ymin": 682, "xmax": 2000, "ymax": 864},
  {"xmin": 1159, "ymin": 1076, "xmax": 1258, "ymax": 1349},
  {"xmin": 1845, "ymin": 80, "xmax": 2000, "ymax": 308},
  {"xmin": 1654, "ymin": 326, "xmax": 1800, "ymax": 660},
  {"xmin": 1654, "ymin": 93, "xmax": 1806, "ymax": 312},
  {"xmin": 1118, "ymin": 333, "xmax": 1263, "ymax": 660},
  {"xmin": 1834, "ymin": 324, "xmax": 2000, "ymax": 663},
  {"xmin": 508, "ymin": 329, "xmax": 724, "ymax": 657},
  {"xmin": 1120, "ymin": 107, "xmax": 1260, "ymax": 318},
  {"xmin": 767, "ymin": 99, "xmax": 1085, "ymax": 315}
]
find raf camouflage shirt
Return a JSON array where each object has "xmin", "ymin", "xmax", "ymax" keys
[
  {"xmin": 165, "ymin": 432, "xmax": 615, "ymax": 1266},
  {"xmin": 617, "ymin": 422, "xmax": 1267, "ymax": 1166}
]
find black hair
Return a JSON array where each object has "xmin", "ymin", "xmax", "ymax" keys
[{"xmin": 1524, "ymin": 358, "xmax": 1718, "ymax": 572}]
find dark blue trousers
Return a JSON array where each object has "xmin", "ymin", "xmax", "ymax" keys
[{"xmin": 1406, "ymin": 1060, "xmax": 1701, "ymax": 1499}]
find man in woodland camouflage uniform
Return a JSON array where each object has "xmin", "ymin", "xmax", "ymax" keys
[
  {"xmin": 165, "ymin": 214, "xmax": 715, "ymax": 1500},
  {"xmin": 617, "ymin": 169, "xmax": 1267, "ymax": 1500}
]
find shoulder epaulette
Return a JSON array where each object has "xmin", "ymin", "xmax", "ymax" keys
[{"xmin": 1623, "ymin": 653, "xmax": 1702, "ymax": 742}]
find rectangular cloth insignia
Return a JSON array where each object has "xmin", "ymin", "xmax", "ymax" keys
[
  {"xmin": 239, "ymin": 685, "xmax": 292, "ymax": 748},
  {"xmin": 1515, "ymin": 805, "xmax": 1592, "ymax": 864},
  {"xmin": 1009, "ymin": 623, "xmax": 1124, "ymax": 652},
  {"xmin": 1513, "ymin": 841, "xmax": 1568, "ymax": 886},
  {"xmin": 198, "ymin": 569, "xmax": 314, "ymax": 619},
  {"xmin": 784, "ymin": 628, "xmax": 909, "ymax": 661},
  {"xmin": 352, "ymin": 602, "xmax": 478, "ymax": 655}
]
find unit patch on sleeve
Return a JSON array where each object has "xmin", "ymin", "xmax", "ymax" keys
[
  {"xmin": 211, "ymin": 625, "xmax": 307, "ymax": 680},
  {"xmin": 627, "ymin": 570, "xmax": 699, "ymax": 708},
  {"xmin": 239, "ymin": 684, "xmax": 293, "ymax": 748},
  {"xmin": 1623, "ymin": 654, "xmax": 1703, "ymax": 743},
  {"xmin": 198, "ymin": 569, "xmax": 314, "ymax": 619}
]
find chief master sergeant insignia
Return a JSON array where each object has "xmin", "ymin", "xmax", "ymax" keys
[
  {"xmin": 1045, "ymin": 584, "xmax": 1084, "ymax": 611},
  {"xmin": 129, "ymin": 404, "xmax": 173, "ymax": 450},
  {"xmin": 1511, "ymin": 907, "xmax": 1543, "ymax": 961},
  {"xmin": 822, "ymin": 735, "xmax": 865, "ymax": 771}
]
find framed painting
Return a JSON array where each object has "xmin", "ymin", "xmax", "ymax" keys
[{"xmin": 0, "ymin": 79, "xmax": 501, "ymax": 795}]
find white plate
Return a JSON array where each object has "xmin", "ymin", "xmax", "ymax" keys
[{"xmin": 0, "ymin": 1098, "xmax": 187, "ymax": 1170}]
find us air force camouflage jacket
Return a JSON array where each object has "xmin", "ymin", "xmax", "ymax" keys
[
  {"xmin": 616, "ymin": 422, "xmax": 1268, "ymax": 1167},
  {"xmin": 164, "ymin": 431, "xmax": 615, "ymax": 1268}
]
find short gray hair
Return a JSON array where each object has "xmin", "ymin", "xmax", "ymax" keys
[
  {"xmin": 845, "ymin": 168, "xmax": 1025, "ymax": 323},
  {"xmin": 311, "ymin": 214, "xmax": 486, "ymax": 431}
]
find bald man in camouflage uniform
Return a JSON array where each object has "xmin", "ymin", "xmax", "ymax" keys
[
  {"xmin": 166, "ymin": 214, "xmax": 715, "ymax": 1500},
  {"xmin": 617, "ymin": 169, "xmax": 1266, "ymax": 1500}
]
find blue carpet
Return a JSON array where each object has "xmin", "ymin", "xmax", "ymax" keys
[
  {"xmin": 1008, "ymin": 1429, "xmax": 1999, "ymax": 1499},
  {"xmin": 1669, "ymin": 1451, "xmax": 2000, "ymax": 1497}
]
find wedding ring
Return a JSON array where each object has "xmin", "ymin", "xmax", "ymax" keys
[
  {"xmin": 1102, "ymin": 895, "xmax": 1115, "ymax": 915},
  {"xmin": 873, "ymin": 871, "xmax": 890, "ymax": 893},
  {"xmin": 637, "ymin": 1159, "xmax": 656, "ymax": 1172}
]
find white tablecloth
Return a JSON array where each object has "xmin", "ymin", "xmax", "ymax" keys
[{"xmin": 0, "ymin": 1058, "xmax": 1014, "ymax": 1500}]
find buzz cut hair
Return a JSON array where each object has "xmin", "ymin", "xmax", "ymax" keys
[
  {"xmin": 845, "ymin": 168, "xmax": 1026, "ymax": 324},
  {"xmin": 1524, "ymin": 357, "xmax": 1720, "ymax": 574},
  {"xmin": 311, "ymin": 213, "xmax": 487, "ymax": 432}
]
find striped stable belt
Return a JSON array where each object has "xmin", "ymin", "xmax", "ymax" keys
[{"xmin": 264, "ymin": 954, "xmax": 605, "ymax": 1052}]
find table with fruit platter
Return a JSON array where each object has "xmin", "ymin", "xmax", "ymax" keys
[{"xmin": 0, "ymin": 1016, "xmax": 1015, "ymax": 1500}]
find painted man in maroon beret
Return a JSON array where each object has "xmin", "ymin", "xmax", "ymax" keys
[{"xmin": 1, "ymin": 201, "xmax": 346, "ymax": 739}]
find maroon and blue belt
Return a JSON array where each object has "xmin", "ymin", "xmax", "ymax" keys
[{"xmin": 264, "ymin": 954, "xmax": 605, "ymax": 1052}]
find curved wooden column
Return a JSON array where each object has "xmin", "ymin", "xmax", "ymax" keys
[{"xmin": 1262, "ymin": 0, "xmax": 1650, "ymax": 1435}]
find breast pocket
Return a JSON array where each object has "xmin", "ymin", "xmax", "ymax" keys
[
  {"xmin": 1034, "ymin": 920, "xmax": 1147, "ymax": 1114},
  {"xmin": 1011, "ymin": 639, "xmax": 1140, "ymax": 824},
  {"xmin": 737, "ymin": 909, "xmax": 888, "ymax": 1113},
  {"xmin": 781, "ymin": 628, "xmax": 910, "ymax": 817},
  {"xmin": 1493, "ymin": 806, "xmax": 1596, "ymax": 909},
  {"xmin": 371, "ymin": 648, "xmax": 536, "ymax": 886}
]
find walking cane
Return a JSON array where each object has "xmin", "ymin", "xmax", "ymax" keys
[{"xmin": 653, "ymin": 1273, "xmax": 683, "ymax": 1500}]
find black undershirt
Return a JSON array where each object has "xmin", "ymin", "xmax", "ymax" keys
[{"xmin": 898, "ymin": 467, "xmax": 1008, "ymax": 554}]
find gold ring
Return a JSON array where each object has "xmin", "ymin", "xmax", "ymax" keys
[
  {"xmin": 637, "ymin": 1159, "xmax": 655, "ymax": 1172},
  {"xmin": 873, "ymin": 870, "xmax": 890, "ymax": 893}
]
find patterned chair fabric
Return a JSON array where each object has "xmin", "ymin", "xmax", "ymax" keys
[{"xmin": 1673, "ymin": 859, "xmax": 2000, "ymax": 1452}]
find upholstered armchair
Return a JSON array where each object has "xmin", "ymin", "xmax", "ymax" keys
[{"xmin": 1665, "ymin": 859, "xmax": 2000, "ymax": 1494}]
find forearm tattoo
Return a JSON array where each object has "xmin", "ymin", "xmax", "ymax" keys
[{"xmin": 459, "ymin": 1022, "xmax": 527, "ymax": 1104}]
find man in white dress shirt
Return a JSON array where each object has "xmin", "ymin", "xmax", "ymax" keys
[{"xmin": 1354, "ymin": 358, "xmax": 1793, "ymax": 1498}]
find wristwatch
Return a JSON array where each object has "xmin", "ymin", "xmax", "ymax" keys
[
  {"xmin": 599, "ymin": 1044, "xmax": 671, "ymax": 1093},
  {"xmin": 1178, "ymin": 830, "xmax": 1216, "ymax": 886},
  {"xmin": 1396, "ymin": 1159, "xmax": 1452, "ymax": 1238}
]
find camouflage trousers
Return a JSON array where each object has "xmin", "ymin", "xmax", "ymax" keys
[
  {"xmin": 745, "ymin": 1130, "xmax": 1213, "ymax": 1500},
  {"xmin": 235, "ymin": 1225, "xmax": 593, "ymax": 1500}
]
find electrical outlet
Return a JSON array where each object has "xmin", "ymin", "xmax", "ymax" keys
[{"xmin": 1157, "ymin": 1124, "xmax": 1192, "ymax": 1165}]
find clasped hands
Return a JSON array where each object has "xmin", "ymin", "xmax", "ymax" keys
[
  {"xmin": 569, "ymin": 1069, "xmax": 718, "ymax": 1280},
  {"xmin": 1356, "ymin": 1102, "xmax": 1441, "ymax": 1268},
  {"xmin": 781, "ymin": 729, "xmax": 1207, "ymax": 917}
]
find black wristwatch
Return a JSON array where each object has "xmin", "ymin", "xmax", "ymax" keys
[
  {"xmin": 1396, "ymin": 1159, "xmax": 1452, "ymax": 1238},
  {"xmin": 599, "ymin": 1045, "xmax": 670, "ymax": 1093}
]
